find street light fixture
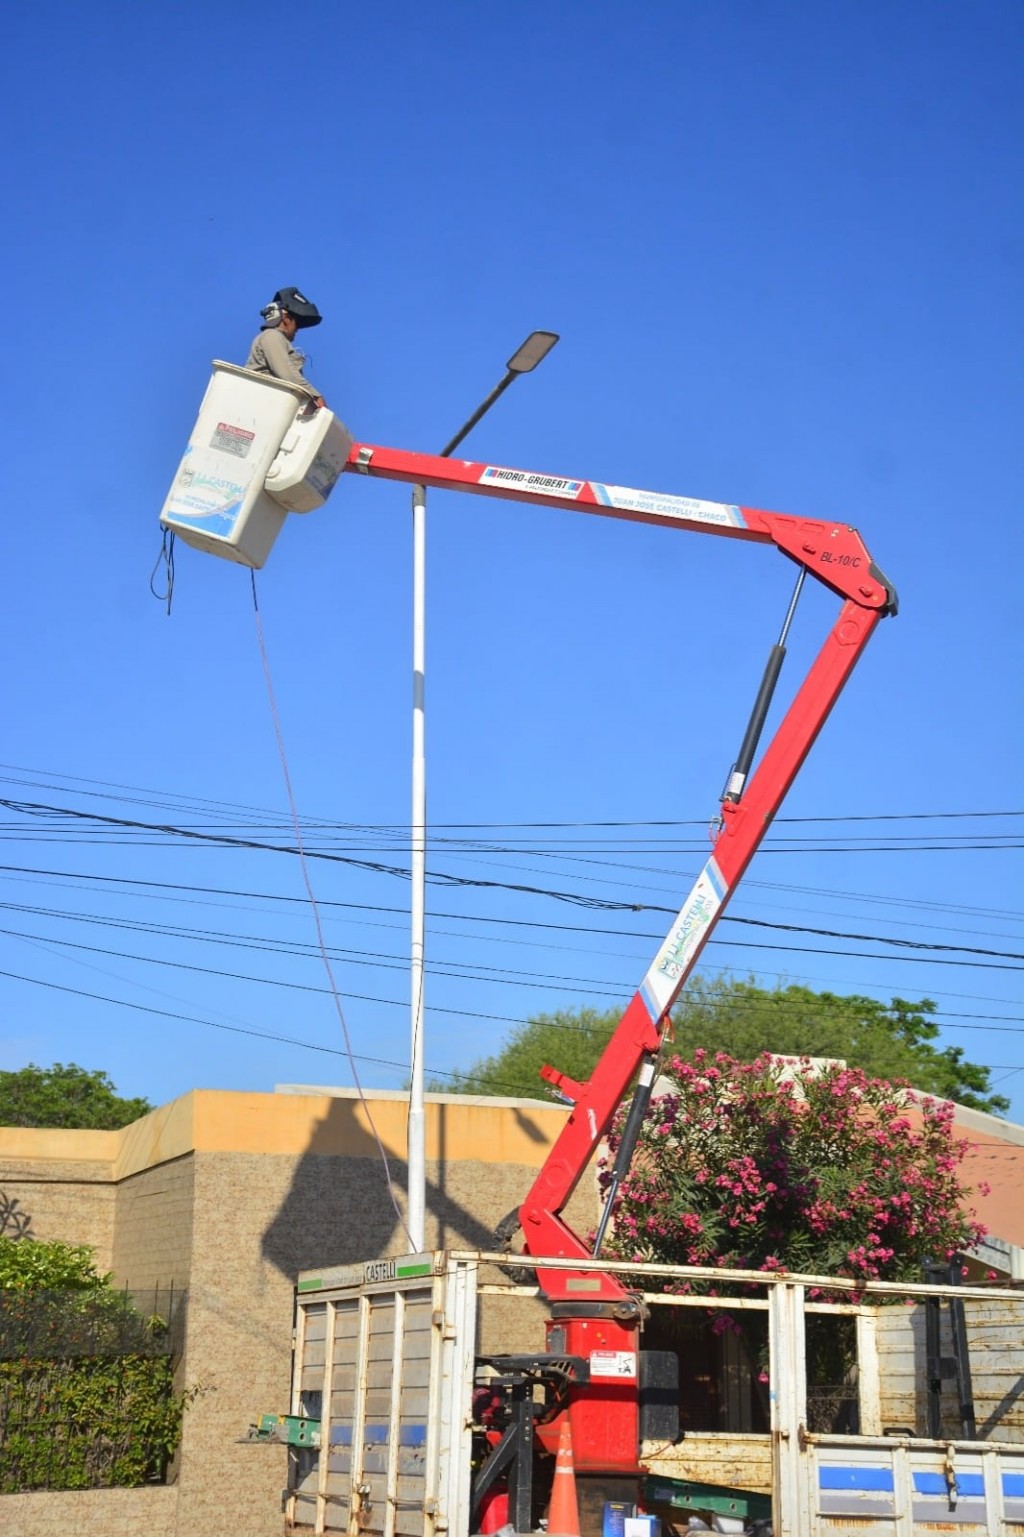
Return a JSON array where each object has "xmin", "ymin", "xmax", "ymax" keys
[
  {"xmin": 437, "ymin": 331, "xmax": 560, "ymax": 460},
  {"xmin": 507, "ymin": 330, "xmax": 560, "ymax": 374},
  {"xmin": 408, "ymin": 332, "xmax": 559, "ymax": 1250}
]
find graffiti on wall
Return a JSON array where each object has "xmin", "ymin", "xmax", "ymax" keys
[{"xmin": 0, "ymin": 1191, "xmax": 34, "ymax": 1239}]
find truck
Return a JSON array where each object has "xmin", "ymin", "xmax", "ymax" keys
[{"xmin": 282, "ymin": 1249, "xmax": 1024, "ymax": 1536}]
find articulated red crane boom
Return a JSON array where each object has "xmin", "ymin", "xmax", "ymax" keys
[
  {"xmin": 344, "ymin": 444, "xmax": 896, "ymax": 1283},
  {"xmin": 345, "ymin": 440, "xmax": 890, "ymax": 602},
  {"xmin": 160, "ymin": 368, "xmax": 897, "ymax": 1492},
  {"xmin": 343, "ymin": 441, "xmax": 897, "ymax": 1474}
]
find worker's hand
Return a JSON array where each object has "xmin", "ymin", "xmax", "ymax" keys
[{"xmin": 313, "ymin": 396, "xmax": 326, "ymax": 410}]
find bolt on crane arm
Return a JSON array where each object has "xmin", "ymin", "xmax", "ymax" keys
[{"xmin": 343, "ymin": 442, "xmax": 897, "ymax": 1302}]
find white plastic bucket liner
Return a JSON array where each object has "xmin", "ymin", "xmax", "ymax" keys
[
  {"xmin": 160, "ymin": 362, "xmax": 353, "ymax": 569},
  {"xmin": 264, "ymin": 396, "xmax": 354, "ymax": 514}
]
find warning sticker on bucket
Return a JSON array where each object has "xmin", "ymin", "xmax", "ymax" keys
[
  {"xmin": 479, "ymin": 466, "xmax": 583, "ymax": 498},
  {"xmin": 211, "ymin": 422, "xmax": 256, "ymax": 458},
  {"xmin": 589, "ymin": 1350, "xmax": 637, "ymax": 1379}
]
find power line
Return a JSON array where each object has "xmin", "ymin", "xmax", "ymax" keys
[
  {"xmin": 0, "ymin": 760, "xmax": 1019, "ymax": 829},
  {"xmin": 0, "ymin": 794, "xmax": 1019, "ymax": 1086},
  {"xmin": 2, "ymin": 861, "xmax": 1020, "ymax": 936},
  {"xmin": 0, "ymin": 799, "xmax": 643, "ymax": 910},
  {"xmin": 1, "ymin": 798, "xmax": 1022, "ymax": 861},
  {"xmin": 4, "ymin": 864, "xmax": 1021, "ymax": 1024},
  {"xmin": 0, "ymin": 776, "xmax": 1018, "ymax": 982},
  {"xmin": 6, "ymin": 919, "xmax": 1021, "ymax": 1036},
  {"xmin": 1, "ymin": 825, "xmax": 1019, "ymax": 856},
  {"xmin": 0, "ymin": 961, "xmax": 1020, "ymax": 1114},
  {"xmin": 1, "ymin": 889, "xmax": 1022, "ymax": 975},
  {"xmin": 0, "ymin": 963, "xmax": 497, "ymax": 1087},
  {"xmin": 0, "ymin": 803, "xmax": 1021, "ymax": 940}
]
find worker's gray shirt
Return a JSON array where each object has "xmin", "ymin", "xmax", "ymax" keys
[{"xmin": 245, "ymin": 326, "xmax": 318, "ymax": 395}]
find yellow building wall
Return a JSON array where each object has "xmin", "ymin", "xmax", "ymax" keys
[{"xmin": 0, "ymin": 1087, "xmax": 583, "ymax": 1537}]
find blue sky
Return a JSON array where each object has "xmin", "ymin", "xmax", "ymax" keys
[{"xmin": 2, "ymin": 1, "xmax": 1022, "ymax": 1122}]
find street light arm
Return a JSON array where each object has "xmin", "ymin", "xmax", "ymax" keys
[
  {"xmin": 436, "ymin": 330, "xmax": 558, "ymax": 458},
  {"xmin": 438, "ymin": 372, "xmax": 516, "ymax": 459}
]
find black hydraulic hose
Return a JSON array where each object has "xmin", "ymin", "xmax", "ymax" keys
[
  {"xmin": 724, "ymin": 643, "xmax": 788, "ymax": 801},
  {"xmin": 722, "ymin": 569, "xmax": 806, "ymax": 803},
  {"xmin": 592, "ymin": 1054, "xmax": 658, "ymax": 1256}
]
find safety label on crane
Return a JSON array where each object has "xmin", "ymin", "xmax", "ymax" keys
[
  {"xmin": 211, "ymin": 421, "xmax": 256, "ymax": 459},
  {"xmin": 479, "ymin": 466, "xmax": 583, "ymax": 498},
  {"xmin": 642, "ymin": 856, "xmax": 728, "ymax": 1017},
  {"xmin": 589, "ymin": 1350, "xmax": 637, "ymax": 1379},
  {"xmin": 590, "ymin": 482, "xmax": 745, "ymax": 528}
]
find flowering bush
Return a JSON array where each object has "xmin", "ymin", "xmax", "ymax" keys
[{"xmin": 601, "ymin": 1051, "xmax": 986, "ymax": 1284}]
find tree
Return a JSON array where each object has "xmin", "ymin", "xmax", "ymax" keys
[
  {"xmin": 674, "ymin": 978, "xmax": 1008, "ymax": 1114},
  {"xmin": 438, "ymin": 979, "xmax": 1009, "ymax": 1115},
  {"xmin": 437, "ymin": 1008, "xmax": 614, "ymax": 1101},
  {"xmin": 0, "ymin": 1063, "xmax": 152, "ymax": 1129},
  {"xmin": 601, "ymin": 1051, "xmax": 986, "ymax": 1283}
]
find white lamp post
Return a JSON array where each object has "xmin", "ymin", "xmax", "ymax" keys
[{"xmin": 407, "ymin": 332, "xmax": 559, "ymax": 1250}]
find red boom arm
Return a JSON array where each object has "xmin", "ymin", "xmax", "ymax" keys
[{"xmin": 343, "ymin": 443, "xmax": 896, "ymax": 1305}]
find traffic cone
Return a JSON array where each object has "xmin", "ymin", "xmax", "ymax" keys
[{"xmin": 547, "ymin": 1416, "xmax": 581, "ymax": 1537}]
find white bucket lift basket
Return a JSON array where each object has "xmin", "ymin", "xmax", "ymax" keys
[{"xmin": 159, "ymin": 362, "xmax": 354, "ymax": 569}]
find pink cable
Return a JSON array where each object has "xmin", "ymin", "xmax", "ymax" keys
[{"xmin": 251, "ymin": 573, "xmax": 414, "ymax": 1250}]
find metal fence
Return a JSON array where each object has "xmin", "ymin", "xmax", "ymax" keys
[
  {"xmin": 0, "ymin": 1285, "xmax": 187, "ymax": 1492},
  {"xmin": 0, "ymin": 1282, "xmax": 186, "ymax": 1360}
]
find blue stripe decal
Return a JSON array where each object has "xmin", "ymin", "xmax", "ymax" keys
[
  {"xmin": 166, "ymin": 502, "xmax": 242, "ymax": 536},
  {"xmin": 819, "ymin": 1467, "xmax": 894, "ymax": 1492},
  {"xmin": 913, "ymin": 1471, "xmax": 984, "ymax": 1496},
  {"xmin": 399, "ymin": 1424, "xmax": 427, "ymax": 1447},
  {"xmin": 706, "ymin": 856, "xmax": 727, "ymax": 902},
  {"xmin": 328, "ymin": 1425, "xmax": 392, "ymax": 1446},
  {"xmin": 590, "ymin": 483, "xmax": 612, "ymax": 506},
  {"xmin": 1005, "ymin": 1474, "xmax": 1024, "ymax": 1497},
  {"xmin": 640, "ymin": 981, "xmax": 662, "ymax": 1021}
]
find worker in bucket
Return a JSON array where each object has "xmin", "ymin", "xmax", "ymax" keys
[{"xmin": 245, "ymin": 286, "xmax": 326, "ymax": 408}]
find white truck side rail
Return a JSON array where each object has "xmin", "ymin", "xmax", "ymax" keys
[{"xmin": 286, "ymin": 1252, "xmax": 1024, "ymax": 1537}]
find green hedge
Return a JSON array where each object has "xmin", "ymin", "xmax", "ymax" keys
[
  {"xmin": 0, "ymin": 1239, "xmax": 188, "ymax": 1493},
  {"xmin": 0, "ymin": 1354, "xmax": 183, "ymax": 1491}
]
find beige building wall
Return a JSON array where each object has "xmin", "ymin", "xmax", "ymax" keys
[
  {"xmin": 0, "ymin": 1487, "xmax": 177, "ymax": 1537},
  {"xmin": 0, "ymin": 1131, "xmax": 118, "ymax": 1271},
  {"xmin": 4, "ymin": 1085, "xmax": 1024, "ymax": 1536},
  {"xmin": 0, "ymin": 1086, "xmax": 585, "ymax": 1537}
]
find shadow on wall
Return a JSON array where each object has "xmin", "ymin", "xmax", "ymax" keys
[
  {"xmin": 261, "ymin": 1096, "xmax": 541, "ymax": 1279},
  {"xmin": 0, "ymin": 1192, "xmax": 34, "ymax": 1239}
]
